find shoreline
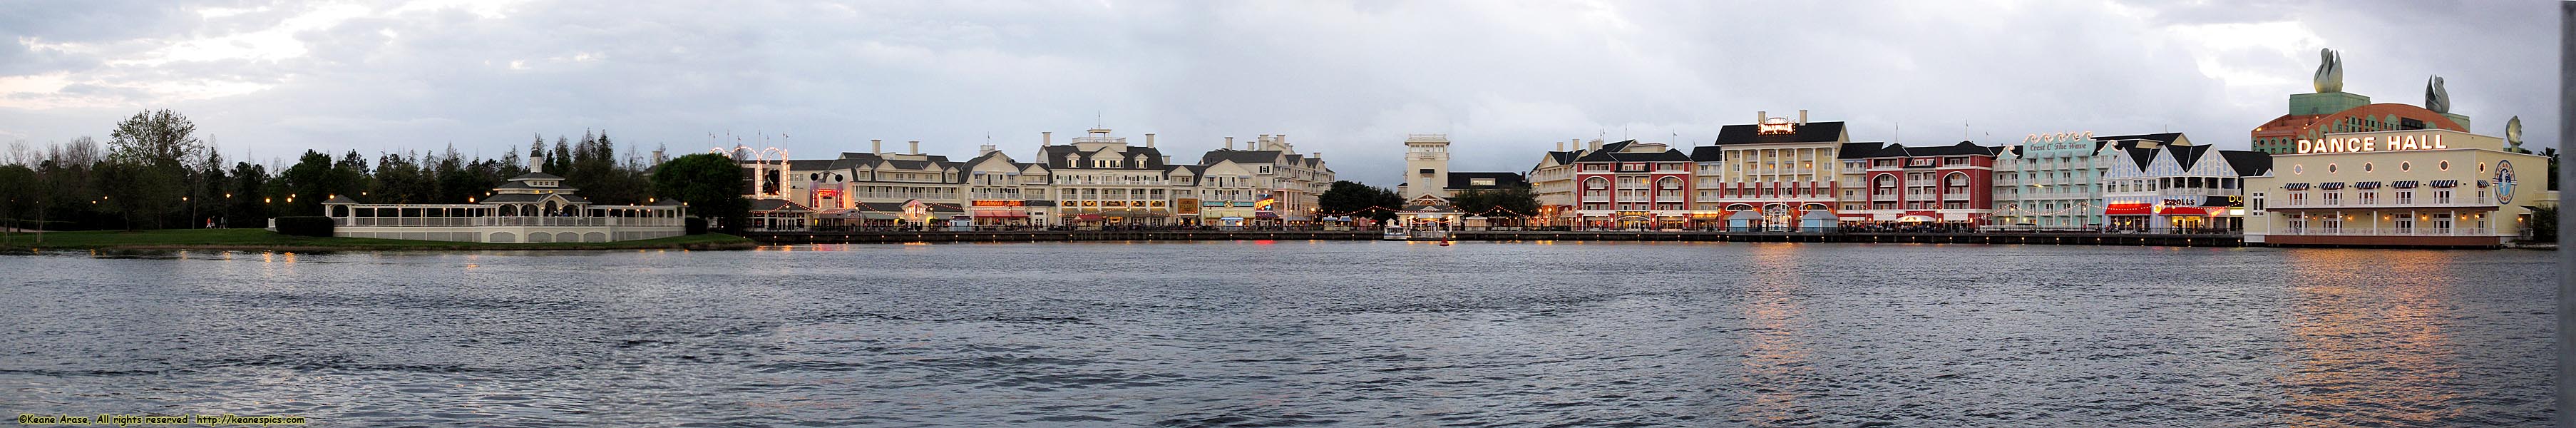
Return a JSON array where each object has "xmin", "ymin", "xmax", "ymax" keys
[{"xmin": 0, "ymin": 229, "xmax": 757, "ymax": 253}]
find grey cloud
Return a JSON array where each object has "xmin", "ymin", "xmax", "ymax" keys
[{"xmin": 0, "ymin": 0, "xmax": 2556, "ymax": 185}]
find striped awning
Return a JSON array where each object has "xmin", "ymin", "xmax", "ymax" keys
[
  {"xmin": 2391, "ymin": 180, "xmax": 2421, "ymax": 188},
  {"xmin": 2282, "ymin": 183, "xmax": 2311, "ymax": 190},
  {"xmin": 2353, "ymin": 181, "xmax": 2382, "ymax": 189},
  {"xmin": 2429, "ymin": 180, "xmax": 2460, "ymax": 188},
  {"xmin": 2317, "ymin": 182, "xmax": 2345, "ymax": 190}
]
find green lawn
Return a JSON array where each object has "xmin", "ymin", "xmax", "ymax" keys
[{"xmin": 0, "ymin": 228, "xmax": 755, "ymax": 251}]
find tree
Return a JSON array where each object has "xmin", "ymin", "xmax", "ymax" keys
[
  {"xmin": 275, "ymin": 151, "xmax": 342, "ymax": 217},
  {"xmin": 2545, "ymin": 147, "xmax": 2559, "ymax": 192},
  {"xmin": 1319, "ymin": 180, "xmax": 1404, "ymax": 223},
  {"xmin": 103, "ymin": 110, "xmax": 203, "ymax": 229},
  {"xmin": 0, "ymin": 164, "xmax": 34, "ymax": 242},
  {"xmin": 652, "ymin": 153, "xmax": 749, "ymax": 230},
  {"xmin": 2530, "ymin": 204, "xmax": 2557, "ymax": 243},
  {"xmin": 225, "ymin": 161, "xmax": 269, "ymax": 228},
  {"xmin": 93, "ymin": 159, "xmax": 179, "ymax": 230}
]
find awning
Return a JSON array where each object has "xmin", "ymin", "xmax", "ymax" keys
[
  {"xmin": 1897, "ymin": 215, "xmax": 1934, "ymax": 223},
  {"xmin": 2430, "ymin": 180, "xmax": 2460, "ymax": 188},
  {"xmin": 1072, "ymin": 214, "xmax": 1105, "ymax": 221},
  {"xmin": 2391, "ymin": 180, "xmax": 2420, "ymax": 188},
  {"xmin": 1872, "ymin": 213, "xmax": 1897, "ymax": 220},
  {"xmin": 2317, "ymin": 182, "xmax": 2345, "ymax": 190},
  {"xmin": 2105, "ymin": 203, "xmax": 2152, "ymax": 215},
  {"xmin": 2354, "ymin": 181, "xmax": 2382, "ymax": 189},
  {"xmin": 2476, "ymin": 180, "xmax": 2490, "ymax": 188},
  {"xmin": 972, "ymin": 211, "xmax": 1027, "ymax": 218},
  {"xmin": 2158, "ymin": 206, "xmax": 2211, "ymax": 216},
  {"xmin": 1727, "ymin": 211, "xmax": 1763, "ymax": 220},
  {"xmin": 2282, "ymin": 183, "xmax": 2311, "ymax": 190},
  {"xmin": 1798, "ymin": 210, "xmax": 1835, "ymax": 220}
]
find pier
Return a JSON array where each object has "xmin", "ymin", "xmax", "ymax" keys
[{"xmin": 743, "ymin": 230, "xmax": 2257, "ymax": 247}]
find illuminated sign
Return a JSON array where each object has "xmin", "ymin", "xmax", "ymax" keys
[
  {"xmin": 2297, "ymin": 133, "xmax": 2448, "ymax": 154},
  {"xmin": 971, "ymin": 200, "xmax": 1023, "ymax": 207},
  {"xmin": 814, "ymin": 189, "xmax": 840, "ymax": 198},
  {"xmin": 1756, "ymin": 118, "xmax": 1797, "ymax": 134}
]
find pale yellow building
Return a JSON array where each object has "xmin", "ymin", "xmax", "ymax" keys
[{"xmin": 2244, "ymin": 128, "xmax": 2551, "ymax": 248}]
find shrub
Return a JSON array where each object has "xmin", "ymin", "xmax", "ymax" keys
[
  {"xmin": 684, "ymin": 216, "xmax": 708, "ymax": 235},
  {"xmin": 272, "ymin": 216, "xmax": 336, "ymax": 237}
]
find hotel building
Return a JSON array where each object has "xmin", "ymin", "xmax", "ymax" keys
[
  {"xmin": 2098, "ymin": 138, "xmax": 2271, "ymax": 231},
  {"xmin": 1838, "ymin": 141, "xmax": 2005, "ymax": 224},
  {"xmin": 1571, "ymin": 140, "xmax": 1695, "ymax": 229},
  {"xmin": 2244, "ymin": 128, "xmax": 2550, "ymax": 248},
  {"xmin": 1199, "ymin": 134, "xmax": 1334, "ymax": 225},
  {"xmin": 1526, "ymin": 139, "xmax": 1591, "ymax": 228},
  {"xmin": 1703, "ymin": 111, "xmax": 1846, "ymax": 230},
  {"xmin": 1991, "ymin": 132, "xmax": 2187, "ymax": 228}
]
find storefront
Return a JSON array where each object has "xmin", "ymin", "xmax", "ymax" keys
[
  {"xmin": 2244, "ymin": 128, "xmax": 2552, "ymax": 248},
  {"xmin": 968, "ymin": 200, "xmax": 1031, "ymax": 227}
]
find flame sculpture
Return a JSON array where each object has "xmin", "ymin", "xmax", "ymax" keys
[{"xmin": 2313, "ymin": 48, "xmax": 2343, "ymax": 93}]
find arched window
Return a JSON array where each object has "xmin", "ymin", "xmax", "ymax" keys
[
  {"xmin": 1584, "ymin": 177, "xmax": 1608, "ymax": 190},
  {"xmin": 1872, "ymin": 174, "xmax": 1897, "ymax": 190},
  {"xmin": 1656, "ymin": 176, "xmax": 1682, "ymax": 190},
  {"xmin": 1945, "ymin": 172, "xmax": 1969, "ymax": 187}
]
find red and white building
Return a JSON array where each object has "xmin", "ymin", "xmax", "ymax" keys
[
  {"xmin": 1572, "ymin": 140, "xmax": 1695, "ymax": 230},
  {"xmin": 1702, "ymin": 111, "xmax": 1849, "ymax": 230},
  {"xmin": 1839, "ymin": 141, "xmax": 2005, "ymax": 225}
]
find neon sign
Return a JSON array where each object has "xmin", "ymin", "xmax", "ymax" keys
[{"xmin": 1756, "ymin": 118, "xmax": 1797, "ymax": 134}]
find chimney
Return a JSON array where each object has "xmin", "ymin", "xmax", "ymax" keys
[
  {"xmin": 871, "ymin": 139, "xmax": 883, "ymax": 154},
  {"xmin": 1225, "ymin": 136, "xmax": 1235, "ymax": 150},
  {"xmin": 1309, "ymin": 152, "xmax": 1320, "ymax": 160},
  {"xmin": 1146, "ymin": 133, "xmax": 1156, "ymax": 148},
  {"xmin": 1042, "ymin": 131, "xmax": 1052, "ymax": 146},
  {"xmin": 1757, "ymin": 111, "xmax": 1767, "ymax": 123},
  {"xmin": 1799, "ymin": 109, "xmax": 1809, "ymax": 125},
  {"xmin": 1258, "ymin": 134, "xmax": 1271, "ymax": 148},
  {"xmin": 978, "ymin": 144, "xmax": 997, "ymax": 156},
  {"xmin": 908, "ymin": 141, "xmax": 920, "ymax": 154},
  {"xmin": 1589, "ymin": 141, "xmax": 1601, "ymax": 151},
  {"xmin": 1556, "ymin": 141, "xmax": 1566, "ymax": 151},
  {"xmin": 1163, "ymin": 156, "xmax": 1173, "ymax": 164},
  {"xmin": 1276, "ymin": 134, "xmax": 1287, "ymax": 146}
]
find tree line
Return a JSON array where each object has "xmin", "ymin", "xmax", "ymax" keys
[
  {"xmin": 1316, "ymin": 180, "xmax": 1539, "ymax": 225},
  {"xmin": 0, "ymin": 110, "xmax": 751, "ymax": 238}
]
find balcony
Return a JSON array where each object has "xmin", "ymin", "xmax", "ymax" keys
[
  {"xmin": 2276, "ymin": 195, "xmax": 2493, "ymax": 209},
  {"xmin": 2277, "ymin": 228, "xmax": 2493, "ymax": 236}
]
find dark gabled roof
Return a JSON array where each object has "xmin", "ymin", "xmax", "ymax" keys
[
  {"xmin": 1447, "ymin": 172, "xmax": 1529, "ymax": 190},
  {"xmin": 2092, "ymin": 132, "xmax": 2185, "ymax": 143},
  {"xmin": 1690, "ymin": 146, "xmax": 1725, "ymax": 162},
  {"xmin": 2219, "ymin": 150, "xmax": 2273, "ymax": 176},
  {"xmin": 2167, "ymin": 144, "xmax": 2215, "ymax": 170},
  {"xmin": 494, "ymin": 180, "xmax": 539, "ymax": 190},
  {"xmin": 1201, "ymin": 149, "xmax": 1283, "ymax": 165},
  {"xmin": 1837, "ymin": 142, "xmax": 1889, "ymax": 159},
  {"xmin": 510, "ymin": 172, "xmax": 564, "ymax": 180},
  {"xmin": 1572, "ymin": 141, "xmax": 1690, "ymax": 163},
  {"xmin": 749, "ymin": 198, "xmax": 811, "ymax": 213},
  {"xmin": 1713, "ymin": 121, "xmax": 1847, "ymax": 145},
  {"xmin": 324, "ymin": 195, "xmax": 359, "ymax": 204},
  {"xmin": 2123, "ymin": 146, "xmax": 2158, "ymax": 170},
  {"xmin": 1549, "ymin": 151, "xmax": 1579, "ymax": 165},
  {"xmin": 786, "ymin": 159, "xmax": 837, "ymax": 171},
  {"xmin": 884, "ymin": 159, "xmax": 932, "ymax": 170},
  {"xmin": 1903, "ymin": 141, "xmax": 2005, "ymax": 157},
  {"xmin": 1044, "ymin": 145, "xmax": 1168, "ymax": 170}
]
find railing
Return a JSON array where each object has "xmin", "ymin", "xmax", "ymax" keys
[
  {"xmin": 2277, "ymin": 195, "xmax": 2495, "ymax": 208},
  {"xmin": 334, "ymin": 217, "xmax": 683, "ymax": 228},
  {"xmin": 2277, "ymin": 228, "xmax": 2493, "ymax": 236}
]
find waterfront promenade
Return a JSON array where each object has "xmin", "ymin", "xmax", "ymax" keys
[{"xmin": 742, "ymin": 230, "xmax": 2275, "ymax": 248}]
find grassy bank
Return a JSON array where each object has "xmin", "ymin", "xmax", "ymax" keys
[{"xmin": 0, "ymin": 228, "xmax": 756, "ymax": 252}]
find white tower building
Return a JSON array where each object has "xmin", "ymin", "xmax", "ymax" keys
[{"xmin": 1402, "ymin": 134, "xmax": 1451, "ymax": 200}]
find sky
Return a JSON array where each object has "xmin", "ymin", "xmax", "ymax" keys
[{"xmin": 0, "ymin": 0, "xmax": 2559, "ymax": 186}]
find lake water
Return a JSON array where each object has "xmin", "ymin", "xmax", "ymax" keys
[{"xmin": 0, "ymin": 242, "xmax": 2556, "ymax": 427}]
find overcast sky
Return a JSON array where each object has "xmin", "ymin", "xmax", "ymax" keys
[{"xmin": 0, "ymin": 0, "xmax": 2557, "ymax": 185}]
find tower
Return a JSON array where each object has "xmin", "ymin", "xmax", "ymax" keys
[{"xmin": 1402, "ymin": 134, "xmax": 1451, "ymax": 200}]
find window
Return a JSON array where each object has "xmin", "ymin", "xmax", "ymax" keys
[
  {"xmin": 2324, "ymin": 192, "xmax": 2341, "ymax": 205},
  {"xmin": 2396, "ymin": 190, "xmax": 2413, "ymax": 204},
  {"xmin": 2434, "ymin": 189, "xmax": 2453, "ymax": 204},
  {"xmin": 2438, "ymin": 160, "xmax": 2450, "ymax": 171},
  {"xmin": 1420, "ymin": 168, "xmax": 1435, "ymax": 176},
  {"xmin": 2326, "ymin": 163, "xmax": 2337, "ymax": 173},
  {"xmin": 2400, "ymin": 161, "xmax": 2412, "ymax": 171},
  {"xmin": 2289, "ymin": 192, "xmax": 2309, "ymax": 205},
  {"xmin": 2361, "ymin": 163, "xmax": 2373, "ymax": 173}
]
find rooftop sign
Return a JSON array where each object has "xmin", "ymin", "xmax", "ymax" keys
[
  {"xmin": 1757, "ymin": 118, "xmax": 1797, "ymax": 134},
  {"xmin": 2297, "ymin": 133, "xmax": 2448, "ymax": 154}
]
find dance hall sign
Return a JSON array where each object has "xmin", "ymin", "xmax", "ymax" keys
[{"xmin": 2297, "ymin": 133, "xmax": 2448, "ymax": 154}]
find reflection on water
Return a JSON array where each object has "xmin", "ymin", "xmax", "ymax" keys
[
  {"xmin": 2276, "ymin": 250, "xmax": 2507, "ymax": 426},
  {"xmin": 0, "ymin": 243, "xmax": 2554, "ymax": 427}
]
